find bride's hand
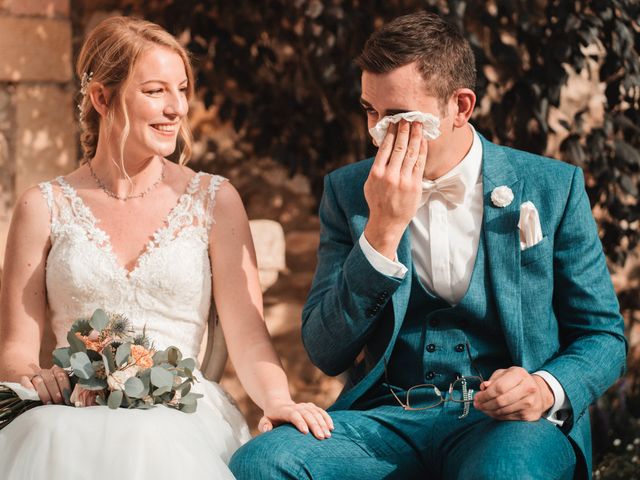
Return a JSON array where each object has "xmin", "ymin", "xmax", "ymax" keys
[
  {"xmin": 259, "ymin": 400, "xmax": 334, "ymax": 440},
  {"xmin": 19, "ymin": 365, "xmax": 70, "ymax": 405}
]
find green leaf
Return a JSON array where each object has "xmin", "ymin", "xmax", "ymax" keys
[
  {"xmin": 124, "ymin": 377, "xmax": 146, "ymax": 398},
  {"xmin": 115, "ymin": 343, "xmax": 131, "ymax": 367},
  {"xmin": 69, "ymin": 319, "xmax": 92, "ymax": 335},
  {"xmin": 52, "ymin": 348, "xmax": 71, "ymax": 368},
  {"xmin": 89, "ymin": 309, "xmax": 110, "ymax": 332},
  {"xmin": 70, "ymin": 352, "xmax": 94, "ymax": 380},
  {"xmin": 152, "ymin": 385, "xmax": 172, "ymax": 396},
  {"xmin": 102, "ymin": 347, "xmax": 116, "ymax": 375},
  {"xmin": 167, "ymin": 347, "xmax": 181, "ymax": 366},
  {"xmin": 179, "ymin": 402, "xmax": 197, "ymax": 413},
  {"xmin": 150, "ymin": 367, "xmax": 174, "ymax": 388},
  {"xmin": 67, "ymin": 331, "xmax": 87, "ymax": 355},
  {"xmin": 77, "ymin": 377, "xmax": 108, "ymax": 391},
  {"xmin": 180, "ymin": 382, "xmax": 191, "ymax": 397},
  {"xmin": 95, "ymin": 396, "xmax": 106, "ymax": 406},
  {"xmin": 152, "ymin": 350, "xmax": 168, "ymax": 365},
  {"xmin": 107, "ymin": 390, "xmax": 123, "ymax": 409},
  {"xmin": 177, "ymin": 358, "xmax": 196, "ymax": 372},
  {"xmin": 179, "ymin": 392, "xmax": 203, "ymax": 406}
]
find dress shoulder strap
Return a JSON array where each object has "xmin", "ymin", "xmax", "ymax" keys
[
  {"xmin": 204, "ymin": 173, "xmax": 228, "ymax": 231},
  {"xmin": 37, "ymin": 177, "xmax": 63, "ymax": 233}
]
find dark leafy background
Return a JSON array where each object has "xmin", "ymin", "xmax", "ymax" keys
[{"xmin": 71, "ymin": 1, "xmax": 640, "ymax": 476}]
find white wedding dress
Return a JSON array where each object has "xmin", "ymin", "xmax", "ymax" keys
[{"xmin": 0, "ymin": 172, "xmax": 251, "ymax": 479}]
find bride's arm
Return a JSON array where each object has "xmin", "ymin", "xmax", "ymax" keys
[
  {"xmin": 209, "ymin": 182, "xmax": 333, "ymax": 440},
  {"xmin": 0, "ymin": 186, "xmax": 69, "ymax": 403}
]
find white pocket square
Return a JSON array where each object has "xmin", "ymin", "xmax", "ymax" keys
[{"xmin": 518, "ymin": 201, "xmax": 543, "ymax": 251}]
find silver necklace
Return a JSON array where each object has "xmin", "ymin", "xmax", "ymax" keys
[{"xmin": 87, "ymin": 159, "xmax": 166, "ymax": 201}]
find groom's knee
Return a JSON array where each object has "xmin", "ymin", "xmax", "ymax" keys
[{"xmin": 229, "ymin": 426, "xmax": 309, "ymax": 480}]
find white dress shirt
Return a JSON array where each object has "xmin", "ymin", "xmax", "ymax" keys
[{"xmin": 359, "ymin": 126, "xmax": 570, "ymax": 425}]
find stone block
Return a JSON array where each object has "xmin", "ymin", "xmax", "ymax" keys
[
  {"xmin": 2, "ymin": 0, "xmax": 70, "ymax": 18},
  {"xmin": 15, "ymin": 84, "xmax": 76, "ymax": 196},
  {"xmin": 0, "ymin": 17, "xmax": 72, "ymax": 82},
  {"xmin": 249, "ymin": 219, "xmax": 287, "ymax": 291}
]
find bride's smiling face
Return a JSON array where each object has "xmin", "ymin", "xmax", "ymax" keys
[{"xmin": 111, "ymin": 45, "xmax": 189, "ymax": 159}]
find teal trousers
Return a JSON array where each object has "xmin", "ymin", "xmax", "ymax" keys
[{"xmin": 229, "ymin": 402, "xmax": 576, "ymax": 479}]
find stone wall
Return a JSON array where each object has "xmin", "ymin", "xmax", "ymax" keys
[{"xmin": 0, "ymin": 0, "xmax": 76, "ymax": 265}]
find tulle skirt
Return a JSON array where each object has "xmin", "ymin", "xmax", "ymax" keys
[{"xmin": 0, "ymin": 374, "xmax": 251, "ymax": 479}]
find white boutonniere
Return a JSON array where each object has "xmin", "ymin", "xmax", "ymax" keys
[{"xmin": 491, "ymin": 186, "xmax": 514, "ymax": 208}]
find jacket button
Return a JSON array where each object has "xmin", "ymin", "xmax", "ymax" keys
[
  {"xmin": 425, "ymin": 371, "xmax": 436, "ymax": 380},
  {"xmin": 426, "ymin": 344, "xmax": 436, "ymax": 353},
  {"xmin": 455, "ymin": 344, "xmax": 465, "ymax": 352},
  {"xmin": 429, "ymin": 318, "xmax": 439, "ymax": 327}
]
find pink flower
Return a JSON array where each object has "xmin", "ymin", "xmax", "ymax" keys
[{"xmin": 69, "ymin": 384, "xmax": 101, "ymax": 407}]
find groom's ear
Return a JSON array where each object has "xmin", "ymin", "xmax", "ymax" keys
[{"xmin": 451, "ymin": 88, "xmax": 476, "ymax": 127}]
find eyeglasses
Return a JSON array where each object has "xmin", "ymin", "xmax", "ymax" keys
[{"xmin": 382, "ymin": 341, "xmax": 484, "ymax": 419}]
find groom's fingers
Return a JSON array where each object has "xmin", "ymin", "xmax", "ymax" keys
[{"xmin": 371, "ymin": 123, "xmax": 397, "ymax": 175}]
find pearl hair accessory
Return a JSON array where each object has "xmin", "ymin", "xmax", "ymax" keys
[{"xmin": 77, "ymin": 71, "xmax": 94, "ymax": 115}]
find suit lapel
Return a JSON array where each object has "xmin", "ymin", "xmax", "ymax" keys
[{"xmin": 480, "ymin": 136, "xmax": 525, "ymax": 365}]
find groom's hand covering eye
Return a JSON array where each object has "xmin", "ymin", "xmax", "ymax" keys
[{"xmin": 363, "ymin": 120, "xmax": 428, "ymax": 261}]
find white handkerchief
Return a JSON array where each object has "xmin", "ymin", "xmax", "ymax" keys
[
  {"xmin": 0, "ymin": 381, "xmax": 40, "ymax": 401},
  {"xmin": 518, "ymin": 201, "xmax": 543, "ymax": 250},
  {"xmin": 369, "ymin": 111, "xmax": 441, "ymax": 146}
]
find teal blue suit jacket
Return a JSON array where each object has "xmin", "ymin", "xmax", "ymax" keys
[{"xmin": 301, "ymin": 135, "xmax": 627, "ymax": 476}]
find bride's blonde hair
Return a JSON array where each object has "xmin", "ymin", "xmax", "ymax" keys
[{"xmin": 76, "ymin": 16, "xmax": 194, "ymax": 166}]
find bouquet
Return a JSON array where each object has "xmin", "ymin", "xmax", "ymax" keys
[{"xmin": 0, "ymin": 309, "xmax": 202, "ymax": 431}]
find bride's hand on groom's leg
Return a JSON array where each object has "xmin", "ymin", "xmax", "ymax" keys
[
  {"xmin": 19, "ymin": 365, "xmax": 70, "ymax": 405},
  {"xmin": 259, "ymin": 401, "xmax": 334, "ymax": 440}
]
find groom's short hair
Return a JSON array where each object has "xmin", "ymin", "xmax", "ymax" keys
[{"xmin": 356, "ymin": 11, "xmax": 476, "ymax": 103}]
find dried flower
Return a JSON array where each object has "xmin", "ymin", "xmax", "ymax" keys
[{"xmin": 69, "ymin": 384, "xmax": 100, "ymax": 407}]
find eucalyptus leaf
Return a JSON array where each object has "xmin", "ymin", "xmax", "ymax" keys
[
  {"xmin": 152, "ymin": 350, "xmax": 168, "ymax": 364},
  {"xmin": 107, "ymin": 390, "xmax": 123, "ymax": 409},
  {"xmin": 179, "ymin": 402, "xmax": 197, "ymax": 413},
  {"xmin": 180, "ymin": 382, "xmax": 191, "ymax": 397},
  {"xmin": 124, "ymin": 377, "xmax": 146, "ymax": 398},
  {"xmin": 102, "ymin": 348, "xmax": 116, "ymax": 375},
  {"xmin": 69, "ymin": 319, "xmax": 92, "ymax": 336},
  {"xmin": 177, "ymin": 358, "xmax": 196, "ymax": 372},
  {"xmin": 78, "ymin": 376, "xmax": 108, "ymax": 391},
  {"xmin": 89, "ymin": 309, "xmax": 110, "ymax": 332},
  {"xmin": 150, "ymin": 367, "xmax": 174, "ymax": 388},
  {"xmin": 115, "ymin": 343, "xmax": 131, "ymax": 367},
  {"xmin": 179, "ymin": 392, "xmax": 203, "ymax": 406},
  {"xmin": 167, "ymin": 347, "xmax": 181, "ymax": 366},
  {"xmin": 52, "ymin": 348, "xmax": 71, "ymax": 368},
  {"xmin": 70, "ymin": 352, "xmax": 94, "ymax": 380},
  {"xmin": 67, "ymin": 331, "xmax": 87, "ymax": 355},
  {"xmin": 152, "ymin": 385, "xmax": 172, "ymax": 396}
]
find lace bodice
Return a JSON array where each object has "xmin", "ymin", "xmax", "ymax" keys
[{"xmin": 39, "ymin": 172, "xmax": 226, "ymax": 361}]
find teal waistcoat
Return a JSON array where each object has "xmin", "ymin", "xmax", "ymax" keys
[{"xmin": 358, "ymin": 232, "xmax": 512, "ymax": 406}]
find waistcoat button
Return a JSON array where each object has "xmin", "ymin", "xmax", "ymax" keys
[
  {"xmin": 425, "ymin": 371, "xmax": 436, "ymax": 380},
  {"xmin": 455, "ymin": 344, "xmax": 465, "ymax": 352},
  {"xmin": 426, "ymin": 344, "xmax": 436, "ymax": 353}
]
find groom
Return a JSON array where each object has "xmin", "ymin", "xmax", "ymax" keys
[{"xmin": 230, "ymin": 11, "xmax": 626, "ymax": 479}]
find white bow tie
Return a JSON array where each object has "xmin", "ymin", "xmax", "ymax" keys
[{"xmin": 421, "ymin": 174, "xmax": 466, "ymax": 206}]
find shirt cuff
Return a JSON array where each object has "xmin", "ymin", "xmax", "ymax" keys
[
  {"xmin": 533, "ymin": 370, "xmax": 572, "ymax": 427},
  {"xmin": 358, "ymin": 233, "xmax": 408, "ymax": 279}
]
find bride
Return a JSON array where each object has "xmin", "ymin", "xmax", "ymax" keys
[{"xmin": 0, "ymin": 16, "xmax": 332, "ymax": 478}]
